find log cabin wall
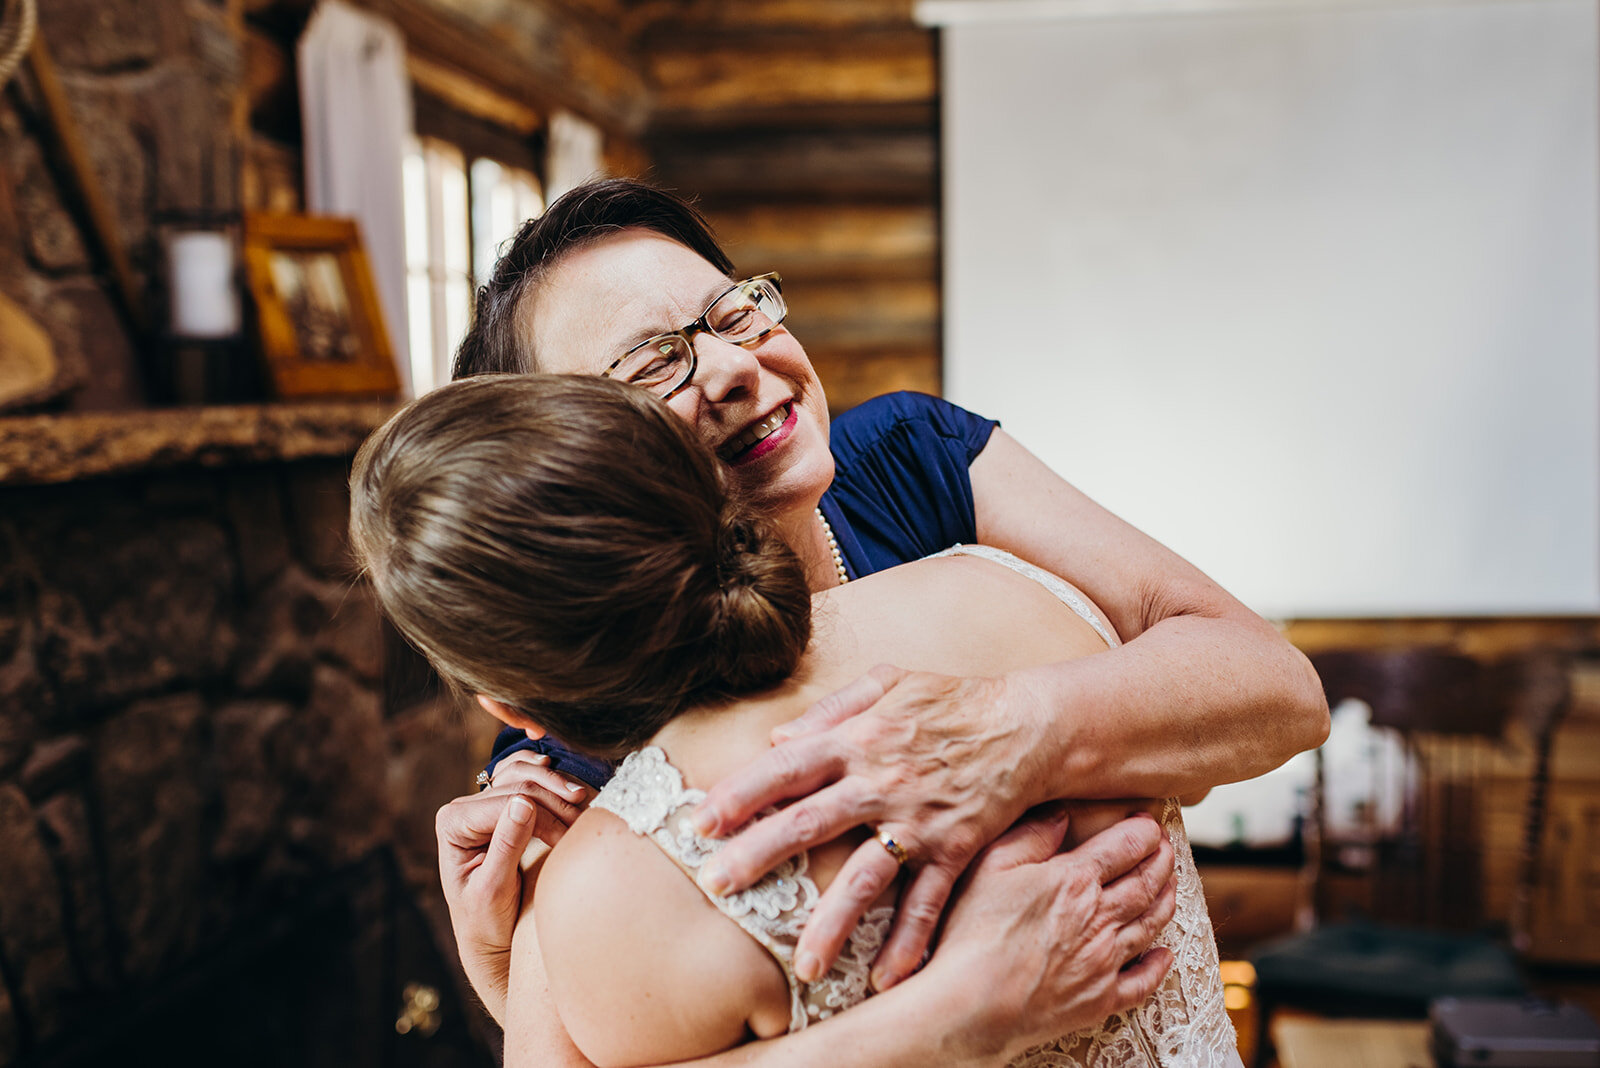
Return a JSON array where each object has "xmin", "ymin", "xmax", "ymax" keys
[
  {"xmin": 238, "ymin": 0, "xmax": 940, "ymax": 412},
  {"xmin": 633, "ymin": 0, "xmax": 941, "ymax": 413}
]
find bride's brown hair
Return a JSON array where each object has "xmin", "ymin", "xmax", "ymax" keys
[{"xmin": 349, "ymin": 374, "xmax": 811, "ymax": 757}]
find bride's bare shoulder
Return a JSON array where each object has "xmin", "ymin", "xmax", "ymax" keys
[
  {"xmin": 531, "ymin": 809, "xmax": 790, "ymax": 1065},
  {"xmin": 819, "ymin": 549, "xmax": 1115, "ymax": 677}
]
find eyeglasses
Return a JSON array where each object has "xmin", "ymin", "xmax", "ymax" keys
[{"xmin": 601, "ymin": 273, "xmax": 786, "ymax": 400}]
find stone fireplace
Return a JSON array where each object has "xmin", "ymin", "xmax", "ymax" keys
[{"xmin": 0, "ymin": 405, "xmax": 500, "ymax": 1066}]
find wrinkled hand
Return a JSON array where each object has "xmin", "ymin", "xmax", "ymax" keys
[
  {"xmin": 926, "ymin": 807, "xmax": 1177, "ymax": 1062},
  {"xmin": 436, "ymin": 752, "xmax": 596, "ymax": 1026},
  {"xmin": 692, "ymin": 664, "xmax": 1049, "ymax": 989}
]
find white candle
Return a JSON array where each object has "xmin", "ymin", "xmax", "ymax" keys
[{"xmin": 167, "ymin": 230, "xmax": 241, "ymax": 339}]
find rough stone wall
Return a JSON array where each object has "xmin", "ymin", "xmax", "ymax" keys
[
  {"xmin": 0, "ymin": 458, "xmax": 497, "ymax": 1063},
  {"xmin": 0, "ymin": 0, "xmax": 242, "ymax": 411}
]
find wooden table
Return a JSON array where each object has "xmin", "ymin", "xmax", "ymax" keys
[{"xmin": 1272, "ymin": 1018, "xmax": 1431, "ymax": 1068}]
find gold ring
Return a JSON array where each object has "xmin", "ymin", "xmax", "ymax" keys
[
  {"xmin": 874, "ymin": 829, "xmax": 910, "ymax": 866},
  {"xmin": 475, "ymin": 769, "xmax": 492, "ymax": 792}
]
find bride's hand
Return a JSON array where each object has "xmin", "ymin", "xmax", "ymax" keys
[
  {"xmin": 690, "ymin": 664, "xmax": 1052, "ymax": 990},
  {"xmin": 436, "ymin": 753, "xmax": 597, "ymax": 1026}
]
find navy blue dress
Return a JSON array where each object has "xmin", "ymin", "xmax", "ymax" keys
[{"xmin": 485, "ymin": 392, "xmax": 1000, "ymax": 787}]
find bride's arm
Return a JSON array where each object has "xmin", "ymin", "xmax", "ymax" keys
[
  {"xmin": 524, "ymin": 814, "xmax": 792, "ymax": 1066},
  {"xmin": 505, "ymin": 810, "xmax": 1178, "ymax": 1068}
]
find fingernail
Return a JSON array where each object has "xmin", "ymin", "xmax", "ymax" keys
[
  {"xmin": 795, "ymin": 952, "xmax": 821, "ymax": 983},
  {"xmin": 564, "ymin": 780, "xmax": 585, "ymax": 795},
  {"xmin": 869, "ymin": 966, "xmax": 898, "ymax": 992},
  {"xmin": 691, "ymin": 808, "xmax": 718, "ymax": 836},
  {"xmin": 699, "ymin": 863, "xmax": 731, "ymax": 895},
  {"xmin": 771, "ymin": 723, "xmax": 801, "ymax": 743},
  {"xmin": 530, "ymin": 753, "xmax": 551, "ymax": 765},
  {"xmin": 508, "ymin": 796, "xmax": 534, "ymax": 825}
]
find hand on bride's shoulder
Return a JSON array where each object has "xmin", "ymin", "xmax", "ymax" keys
[{"xmin": 529, "ymin": 809, "xmax": 791, "ymax": 1066}]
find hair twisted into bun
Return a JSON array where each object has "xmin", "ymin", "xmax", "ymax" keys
[
  {"xmin": 349, "ymin": 373, "xmax": 812, "ymax": 758},
  {"xmin": 701, "ymin": 511, "xmax": 813, "ymax": 694}
]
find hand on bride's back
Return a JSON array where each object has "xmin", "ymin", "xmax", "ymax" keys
[
  {"xmin": 925, "ymin": 807, "xmax": 1178, "ymax": 1063},
  {"xmin": 691, "ymin": 665, "xmax": 1054, "ymax": 988}
]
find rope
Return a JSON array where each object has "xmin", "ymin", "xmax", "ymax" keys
[{"xmin": 0, "ymin": 0, "xmax": 38, "ymax": 92}]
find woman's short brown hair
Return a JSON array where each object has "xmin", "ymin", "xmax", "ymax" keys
[
  {"xmin": 349, "ymin": 374, "xmax": 811, "ymax": 757},
  {"xmin": 452, "ymin": 178, "xmax": 733, "ymax": 380}
]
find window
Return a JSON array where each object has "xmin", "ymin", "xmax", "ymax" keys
[{"xmin": 403, "ymin": 136, "xmax": 545, "ymax": 394}]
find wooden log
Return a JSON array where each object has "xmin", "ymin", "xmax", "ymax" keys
[
  {"xmin": 707, "ymin": 203, "xmax": 937, "ymax": 280},
  {"xmin": 650, "ymin": 30, "xmax": 935, "ymax": 116},
  {"xmin": 631, "ymin": 0, "xmax": 918, "ymax": 37},
  {"xmin": 784, "ymin": 276, "xmax": 938, "ymax": 353},
  {"xmin": 1282, "ymin": 616, "xmax": 1600, "ymax": 658},
  {"xmin": 651, "ymin": 127, "xmax": 936, "ymax": 202},
  {"xmin": 244, "ymin": 24, "xmax": 297, "ymax": 140},
  {"xmin": 350, "ymin": 0, "xmax": 650, "ymax": 136},
  {"xmin": 26, "ymin": 33, "xmax": 146, "ymax": 338},
  {"xmin": 810, "ymin": 346, "xmax": 941, "ymax": 414},
  {"xmin": 0, "ymin": 401, "xmax": 394, "ymax": 486},
  {"xmin": 538, "ymin": 0, "xmax": 627, "ymax": 26},
  {"xmin": 407, "ymin": 53, "xmax": 544, "ymax": 136},
  {"xmin": 602, "ymin": 137, "xmax": 653, "ymax": 181}
]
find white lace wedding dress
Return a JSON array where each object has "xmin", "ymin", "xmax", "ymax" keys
[{"xmin": 592, "ymin": 545, "xmax": 1242, "ymax": 1067}]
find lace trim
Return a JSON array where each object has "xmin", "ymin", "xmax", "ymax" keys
[{"xmin": 593, "ymin": 747, "xmax": 893, "ymax": 1032}]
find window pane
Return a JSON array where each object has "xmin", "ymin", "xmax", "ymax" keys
[
  {"xmin": 432, "ymin": 142, "xmax": 470, "ymax": 276},
  {"xmin": 514, "ymin": 170, "xmax": 545, "ymax": 225},
  {"xmin": 469, "ymin": 158, "xmax": 545, "ymax": 289},
  {"xmin": 470, "ymin": 158, "xmax": 503, "ymax": 286},
  {"xmin": 403, "ymin": 139, "xmax": 430, "ymax": 271},
  {"xmin": 445, "ymin": 272, "xmax": 472, "ymax": 369},
  {"xmin": 408, "ymin": 272, "xmax": 435, "ymax": 394}
]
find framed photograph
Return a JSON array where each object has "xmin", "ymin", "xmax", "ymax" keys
[{"xmin": 242, "ymin": 212, "xmax": 401, "ymax": 398}]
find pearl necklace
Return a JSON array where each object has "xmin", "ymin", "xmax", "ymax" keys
[{"xmin": 815, "ymin": 507, "xmax": 849, "ymax": 585}]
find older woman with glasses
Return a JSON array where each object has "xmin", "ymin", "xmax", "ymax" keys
[{"xmin": 432, "ymin": 178, "xmax": 1329, "ymax": 1064}]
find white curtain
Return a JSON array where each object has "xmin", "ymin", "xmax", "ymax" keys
[
  {"xmin": 299, "ymin": 0, "xmax": 413, "ymax": 394},
  {"xmin": 545, "ymin": 110, "xmax": 604, "ymax": 203}
]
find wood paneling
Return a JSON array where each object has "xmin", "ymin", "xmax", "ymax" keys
[
  {"xmin": 359, "ymin": 0, "xmax": 651, "ymax": 135},
  {"xmin": 630, "ymin": 0, "xmax": 918, "ymax": 35},
  {"xmin": 810, "ymin": 347, "xmax": 941, "ymax": 414},
  {"xmin": 650, "ymin": 31, "xmax": 935, "ymax": 117},
  {"xmin": 708, "ymin": 204, "xmax": 937, "ymax": 279},
  {"xmin": 651, "ymin": 127, "xmax": 937, "ymax": 202},
  {"xmin": 407, "ymin": 53, "xmax": 545, "ymax": 136},
  {"xmin": 245, "ymin": 0, "xmax": 944, "ymax": 410},
  {"xmin": 1282, "ymin": 616, "xmax": 1600, "ymax": 659},
  {"xmin": 640, "ymin": 3, "xmax": 941, "ymax": 410},
  {"xmin": 784, "ymin": 276, "xmax": 937, "ymax": 351}
]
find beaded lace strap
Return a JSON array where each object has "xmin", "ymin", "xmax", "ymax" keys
[{"xmin": 592, "ymin": 747, "xmax": 820, "ymax": 1031}]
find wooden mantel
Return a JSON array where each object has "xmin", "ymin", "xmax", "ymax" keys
[{"xmin": 0, "ymin": 401, "xmax": 395, "ymax": 487}]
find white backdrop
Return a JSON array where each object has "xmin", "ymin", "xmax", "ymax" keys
[{"xmin": 929, "ymin": 0, "xmax": 1600, "ymax": 618}]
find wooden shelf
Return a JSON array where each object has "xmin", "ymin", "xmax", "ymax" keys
[{"xmin": 0, "ymin": 400, "xmax": 396, "ymax": 487}]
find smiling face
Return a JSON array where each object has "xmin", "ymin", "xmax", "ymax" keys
[{"xmin": 519, "ymin": 229, "xmax": 834, "ymax": 521}]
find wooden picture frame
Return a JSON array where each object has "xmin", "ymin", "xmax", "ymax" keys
[{"xmin": 242, "ymin": 212, "xmax": 401, "ymax": 398}]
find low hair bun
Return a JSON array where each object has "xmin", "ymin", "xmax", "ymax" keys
[{"xmin": 701, "ymin": 509, "xmax": 812, "ymax": 694}]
